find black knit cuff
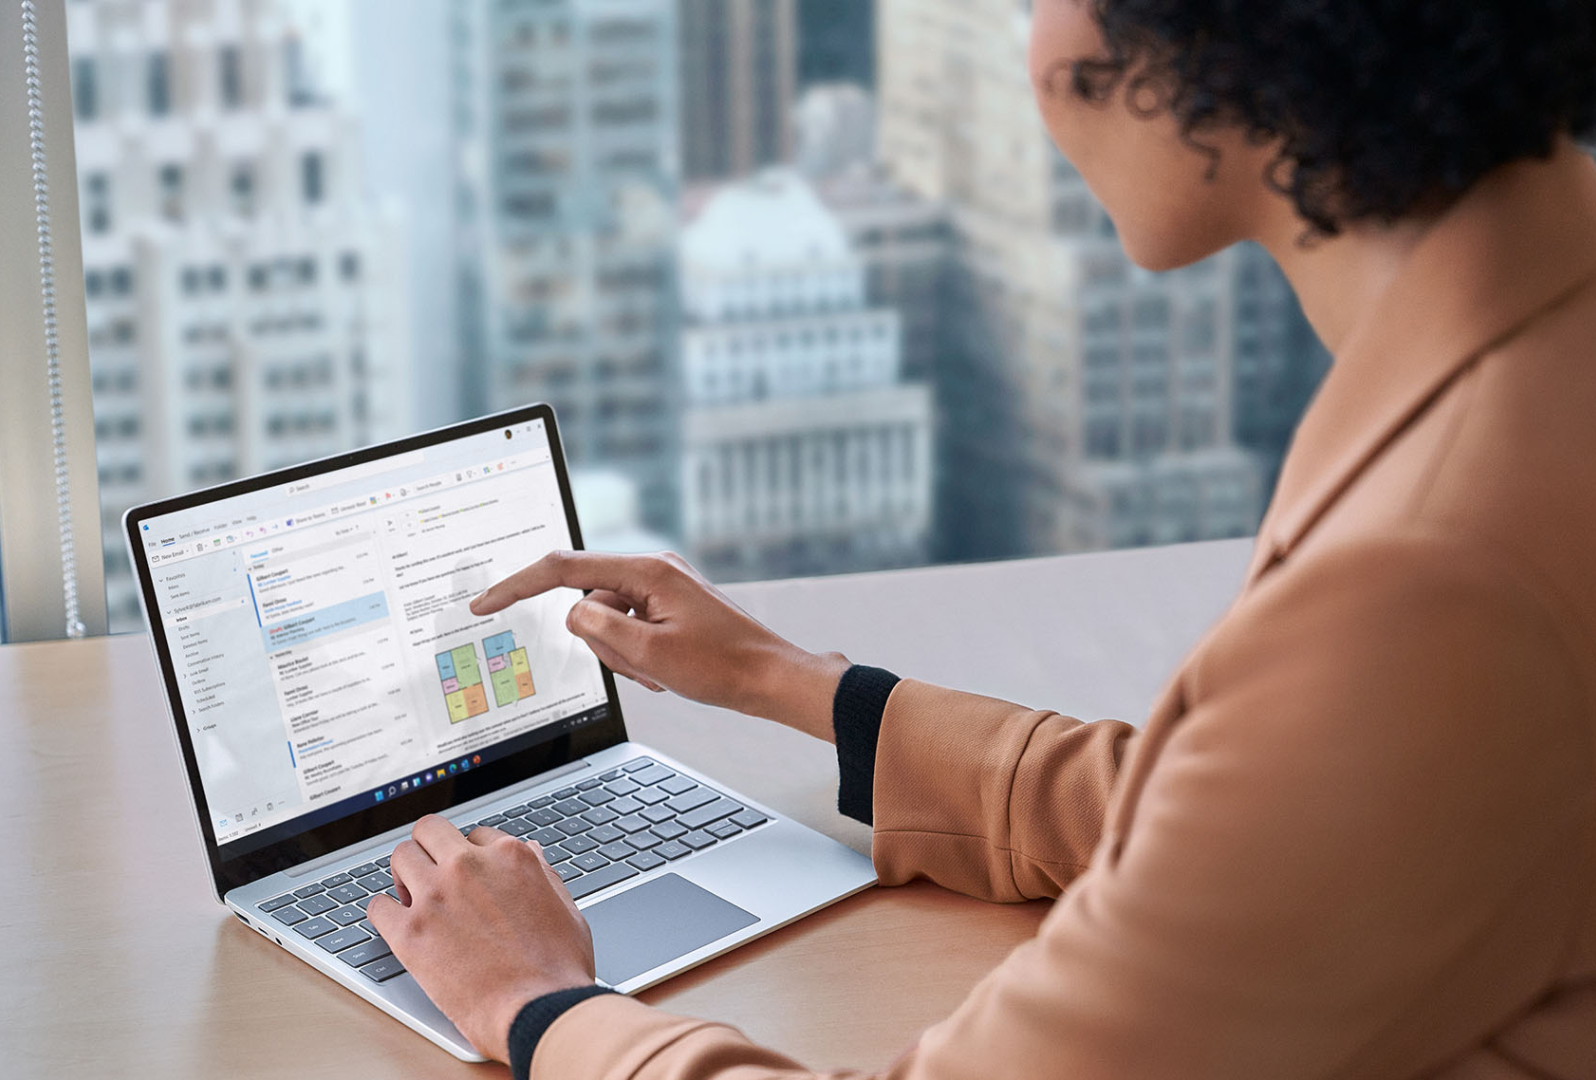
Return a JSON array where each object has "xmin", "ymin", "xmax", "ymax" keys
[
  {"xmin": 833, "ymin": 665, "xmax": 901, "ymax": 825},
  {"xmin": 508, "ymin": 984, "xmax": 618, "ymax": 1080}
]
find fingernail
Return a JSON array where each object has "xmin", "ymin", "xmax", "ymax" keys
[{"xmin": 470, "ymin": 589, "xmax": 489, "ymax": 609}]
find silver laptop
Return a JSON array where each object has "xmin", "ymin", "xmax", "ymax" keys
[{"xmin": 124, "ymin": 404, "xmax": 876, "ymax": 1061}]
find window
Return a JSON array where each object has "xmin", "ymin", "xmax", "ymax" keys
[
  {"xmin": 0, "ymin": 0, "xmax": 1331, "ymax": 639},
  {"xmin": 300, "ymin": 151, "xmax": 323, "ymax": 205},
  {"xmin": 147, "ymin": 51, "xmax": 171, "ymax": 117}
]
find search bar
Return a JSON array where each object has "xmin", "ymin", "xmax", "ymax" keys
[{"xmin": 283, "ymin": 450, "xmax": 426, "ymax": 497}]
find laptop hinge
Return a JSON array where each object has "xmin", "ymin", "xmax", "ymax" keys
[{"xmin": 282, "ymin": 759, "xmax": 591, "ymax": 879}]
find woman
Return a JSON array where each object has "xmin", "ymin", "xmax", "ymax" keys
[{"xmin": 367, "ymin": 2, "xmax": 1596, "ymax": 1077}]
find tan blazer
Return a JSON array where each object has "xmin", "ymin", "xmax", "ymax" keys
[{"xmin": 531, "ymin": 143, "xmax": 1596, "ymax": 1079}]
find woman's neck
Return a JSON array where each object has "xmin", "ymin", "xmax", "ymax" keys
[{"xmin": 1254, "ymin": 199, "xmax": 1439, "ymax": 355}]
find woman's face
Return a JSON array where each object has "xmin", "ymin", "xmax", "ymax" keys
[{"xmin": 1028, "ymin": 0, "xmax": 1279, "ymax": 269}]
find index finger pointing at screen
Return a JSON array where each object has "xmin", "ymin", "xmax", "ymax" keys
[{"xmin": 469, "ymin": 550, "xmax": 667, "ymax": 615}]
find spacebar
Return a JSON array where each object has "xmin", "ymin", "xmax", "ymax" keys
[{"xmin": 566, "ymin": 862, "xmax": 639, "ymax": 900}]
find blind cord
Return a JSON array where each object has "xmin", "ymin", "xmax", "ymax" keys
[{"xmin": 20, "ymin": 0, "xmax": 85, "ymax": 639}]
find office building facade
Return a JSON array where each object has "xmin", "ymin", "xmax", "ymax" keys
[
  {"xmin": 797, "ymin": 0, "xmax": 875, "ymax": 89},
  {"xmin": 66, "ymin": 0, "xmax": 411, "ymax": 631},
  {"xmin": 679, "ymin": 171, "xmax": 933, "ymax": 579},
  {"xmin": 678, "ymin": 0, "xmax": 797, "ymax": 181},
  {"xmin": 877, "ymin": 0, "xmax": 1269, "ymax": 557},
  {"xmin": 452, "ymin": 0, "xmax": 682, "ymax": 532}
]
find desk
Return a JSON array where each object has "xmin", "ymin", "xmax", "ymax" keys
[{"xmin": 0, "ymin": 540, "xmax": 1250, "ymax": 1079}]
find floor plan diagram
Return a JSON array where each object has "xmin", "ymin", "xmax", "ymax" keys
[
  {"xmin": 436, "ymin": 643, "xmax": 490, "ymax": 723},
  {"xmin": 483, "ymin": 630, "xmax": 537, "ymax": 707}
]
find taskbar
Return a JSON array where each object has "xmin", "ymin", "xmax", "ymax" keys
[{"xmin": 216, "ymin": 703, "xmax": 610, "ymax": 860}]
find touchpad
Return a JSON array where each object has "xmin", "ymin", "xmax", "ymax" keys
[{"xmin": 585, "ymin": 873, "xmax": 759, "ymax": 987}]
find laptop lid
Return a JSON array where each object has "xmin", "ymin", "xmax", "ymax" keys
[{"xmin": 124, "ymin": 404, "xmax": 629, "ymax": 898}]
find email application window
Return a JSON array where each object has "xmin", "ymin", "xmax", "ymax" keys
[{"xmin": 142, "ymin": 421, "xmax": 609, "ymax": 847}]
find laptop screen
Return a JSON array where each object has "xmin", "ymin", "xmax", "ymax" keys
[{"xmin": 128, "ymin": 406, "xmax": 626, "ymax": 889}]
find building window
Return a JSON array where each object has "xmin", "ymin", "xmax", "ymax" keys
[
  {"xmin": 230, "ymin": 162, "xmax": 255, "ymax": 217},
  {"xmin": 84, "ymin": 173, "xmax": 111, "ymax": 234},
  {"xmin": 71, "ymin": 57, "xmax": 96, "ymax": 121},
  {"xmin": 301, "ymin": 151, "xmax": 325, "ymax": 205},
  {"xmin": 158, "ymin": 164, "xmax": 184, "ymax": 222},
  {"xmin": 218, "ymin": 45, "xmax": 243, "ymax": 109},
  {"xmin": 148, "ymin": 51, "xmax": 171, "ymax": 117}
]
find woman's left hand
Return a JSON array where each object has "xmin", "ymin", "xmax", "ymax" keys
[{"xmin": 366, "ymin": 816, "xmax": 597, "ymax": 1062}]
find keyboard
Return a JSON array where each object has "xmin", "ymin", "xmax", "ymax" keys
[{"xmin": 252, "ymin": 756, "xmax": 771, "ymax": 985}]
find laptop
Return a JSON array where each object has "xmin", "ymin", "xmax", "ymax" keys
[{"xmin": 124, "ymin": 403, "xmax": 877, "ymax": 1061}]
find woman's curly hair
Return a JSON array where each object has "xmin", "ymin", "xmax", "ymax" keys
[{"xmin": 1069, "ymin": 1, "xmax": 1596, "ymax": 235}]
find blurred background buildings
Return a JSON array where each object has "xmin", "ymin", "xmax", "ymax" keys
[{"xmin": 65, "ymin": 0, "xmax": 1328, "ymax": 633}]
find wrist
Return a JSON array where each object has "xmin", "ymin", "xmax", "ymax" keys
[{"xmin": 745, "ymin": 645, "xmax": 850, "ymax": 741}]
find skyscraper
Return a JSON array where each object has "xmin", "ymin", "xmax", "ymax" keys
[
  {"xmin": 67, "ymin": 0, "xmax": 411, "ymax": 630},
  {"xmin": 679, "ymin": 0, "xmax": 798, "ymax": 182},
  {"xmin": 877, "ymin": 0, "xmax": 1269, "ymax": 558},
  {"xmin": 679, "ymin": 171, "xmax": 933, "ymax": 579},
  {"xmin": 452, "ymin": 0, "xmax": 682, "ymax": 533}
]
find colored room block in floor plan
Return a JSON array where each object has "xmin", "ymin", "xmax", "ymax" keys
[
  {"xmin": 483, "ymin": 631, "xmax": 537, "ymax": 707},
  {"xmin": 436, "ymin": 644, "xmax": 490, "ymax": 723}
]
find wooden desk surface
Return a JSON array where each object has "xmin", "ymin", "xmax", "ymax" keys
[{"xmin": 0, "ymin": 540, "xmax": 1250, "ymax": 1079}]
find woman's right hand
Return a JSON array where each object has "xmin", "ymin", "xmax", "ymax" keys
[{"xmin": 469, "ymin": 551, "xmax": 850, "ymax": 742}]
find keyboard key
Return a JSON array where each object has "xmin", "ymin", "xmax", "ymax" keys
[
  {"xmin": 357, "ymin": 920, "xmax": 376, "ymax": 936},
  {"xmin": 630, "ymin": 764, "xmax": 674, "ymax": 786},
  {"xmin": 634, "ymin": 787, "xmax": 671, "ymax": 806},
  {"xmin": 556, "ymin": 818, "xmax": 593, "ymax": 836},
  {"xmin": 500, "ymin": 818, "xmax": 535, "ymax": 837},
  {"xmin": 327, "ymin": 884, "xmax": 367, "ymax": 905},
  {"xmin": 665, "ymin": 788, "xmax": 716, "ymax": 815},
  {"xmin": 349, "ymin": 862, "xmax": 379, "ymax": 877},
  {"xmin": 526, "ymin": 808, "xmax": 562, "ymax": 827},
  {"xmin": 320, "ymin": 872, "xmax": 352, "ymax": 888},
  {"xmin": 294, "ymin": 916, "xmax": 338, "ymax": 939},
  {"xmin": 604, "ymin": 778, "xmax": 641, "ymax": 797},
  {"xmin": 582, "ymin": 807, "xmax": 620, "ymax": 826},
  {"xmin": 566, "ymin": 862, "xmax": 639, "ymax": 900},
  {"xmin": 297, "ymin": 895, "xmax": 337, "ymax": 917},
  {"xmin": 614, "ymin": 814, "xmax": 652, "ymax": 834},
  {"xmin": 554, "ymin": 863, "xmax": 583, "ymax": 883},
  {"xmin": 355, "ymin": 895, "xmax": 372, "ymax": 911},
  {"xmin": 540, "ymin": 844, "xmax": 571, "ymax": 864},
  {"xmin": 461, "ymin": 825, "xmax": 479, "ymax": 838},
  {"xmin": 529, "ymin": 827, "xmax": 566, "ymax": 847},
  {"xmin": 578, "ymin": 789, "xmax": 615, "ymax": 807},
  {"xmin": 503, "ymin": 804, "xmax": 531, "ymax": 817},
  {"xmin": 681, "ymin": 831, "xmax": 717, "ymax": 851},
  {"xmin": 650, "ymin": 821, "xmax": 687, "ymax": 841},
  {"xmin": 329, "ymin": 905, "xmax": 365, "ymax": 927},
  {"xmin": 553, "ymin": 798, "xmax": 587, "ymax": 817},
  {"xmin": 621, "ymin": 758, "xmax": 654, "ymax": 773},
  {"xmin": 529, "ymin": 795, "xmax": 557, "ymax": 810},
  {"xmin": 678, "ymin": 798, "xmax": 742, "ymax": 831},
  {"xmin": 730, "ymin": 810, "xmax": 769, "ymax": 829},
  {"xmin": 588, "ymin": 824, "xmax": 626, "ymax": 845},
  {"xmin": 707, "ymin": 821, "xmax": 744, "ymax": 840},
  {"xmin": 658, "ymin": 775, "xmax": 698, "ymax": 796},
  {"xmin": 572, "ymin": 852, "xmax": 610, "ymax": 872},
  {"xmin": 478, "ymin": 814, "xmax": 507, "ymax": 827},
  {"xmin": 655, "ymin": 841, "xmax": 690, "ymax": 861},
  {"xmin": 639, "ymin": 806, "xmax": 675, "ymax": 825},
  {"xmin": 599, "ymin": 768, "xmax": 623, "ymax": 781},
  {"xmin": 627, "ymin": 851, "xmax": 667, "ymax": 872},
  {"xmin": 360, "ymin": 955, "xmax": 406, "ymax": 983},
  {"xmin": 608, "ymin": 796, "xmax": 644, "ymax": 816},
  {"xmin": 271, "ymin": 906, "xmax": 310, "ymax": 927},
  {"xmin": 316, "ymin": 926, "xmax": 371, "ymax": 954},
  {"xmin": 376, "ymin": 856, "xmax": 391, "ymax": 869},
  {"xmin": 625, "ymin": 831, "xmax": 662, "ymax": 850},
  {"xmin": 292, "ymin": 884, "xmax": 325, "ymax": 899},
  {"xmin": 554, "ymin": 786, "xmax": 579, "ymax": 799},
  {"xmin": 358, "ymin": 872, "xmax": 393, "ymax": 892},
  {"xmin": 338, "ymin": 938, "xmax": 392, "ymax": 968},
  {"xmin": 562, "ymin": 834, "xmax": 600, "ymax": 855},
  {"xmin": 598, "ymin": 841, "xmax": 637, "ymax": 861},
  {"xmin": 258, "ymin": 894, "xmax": 297, "ymax": 914},
  {"xmin": 576, "ymin": 778, "xmax": 603, "ymax": 791}
]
